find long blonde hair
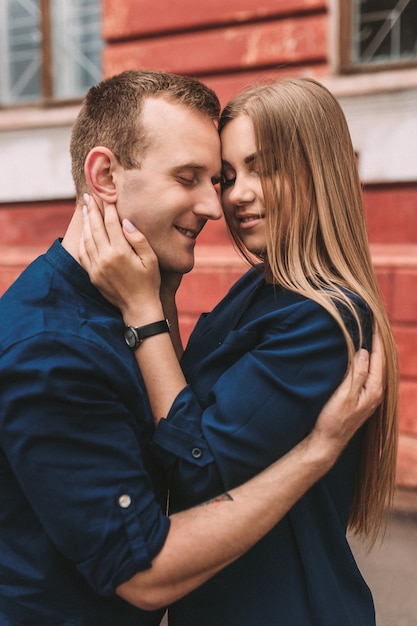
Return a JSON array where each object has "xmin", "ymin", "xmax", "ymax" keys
[{"xmin": 219, "ymin": 77, "xmax": 398, "ymax": 544}]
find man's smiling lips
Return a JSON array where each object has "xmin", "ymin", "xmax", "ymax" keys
[{"xmin": 176, "ymin": 226, "xmax": 200, "ymax": 239}]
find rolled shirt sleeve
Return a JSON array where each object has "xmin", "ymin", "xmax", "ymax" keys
[{"xmin": 1, "ymin": 332, "xmax": 170, "ymax": 597}]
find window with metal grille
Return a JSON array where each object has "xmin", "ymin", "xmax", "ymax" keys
[
  {"xmin": 0, "ymin": 0, "xmax": 103, "ymax": 106},
  {"xmin": 340, "ymin": 0, "xmax": 417, "ymax": 73}
]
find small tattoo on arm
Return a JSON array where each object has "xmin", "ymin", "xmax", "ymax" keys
[{"xmin": 198, "ymin": 492, "xmax": 234, "ymax": 507}]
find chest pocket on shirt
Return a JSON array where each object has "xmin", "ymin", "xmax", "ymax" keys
[{"xmin": 188, "ymin": 329, "xmax": 261, "ymax": 408}]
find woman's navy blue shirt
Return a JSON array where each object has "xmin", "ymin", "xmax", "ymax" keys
[{"xmin": 153, "ymin": 267, "xmax": 376, "ymax": 626}]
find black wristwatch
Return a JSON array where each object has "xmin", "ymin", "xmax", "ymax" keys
[{"xmin": 124, "ymin": 319, "xmax": 171, "ymax": 350}]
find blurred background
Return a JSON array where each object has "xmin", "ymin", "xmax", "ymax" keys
[{"xmin": 0, "ymin": 1, "xmax": 416, "ymax": 621}]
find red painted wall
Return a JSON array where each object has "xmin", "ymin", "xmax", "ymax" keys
[{"xmin": 102, "ymin": 0, "xmax": 329, "ymax": 107}]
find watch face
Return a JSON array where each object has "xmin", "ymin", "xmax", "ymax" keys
[{"xmin": 124, "ymin": 326, "xmax": 138, "ymax": 349}]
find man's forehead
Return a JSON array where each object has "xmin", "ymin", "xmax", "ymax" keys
[
  {"xmin": 141, "ymin": 97, "xmax": 218, "ymax": 137},
  {"xmin": 141, "ymin": 98, "xmax": 221, "ymax": 169},
  {"xmin": 169, "ymin": 149, "xmax": 221, "ymax": 177}
]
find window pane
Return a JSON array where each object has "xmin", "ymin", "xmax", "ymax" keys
[
  {"xmin": 353, "ymin": 0, "xmax": 417, "ymax": 65},
  {"xmin": 2, "ymin": 0, "xmax": 41, "ymax": 104},
  {"xmin": 51, "ymin": 0, "xmax": 103, "ymax": 99},
  {"xmin": 0, "ymin": 0, "xmax": 102, "ymax": 105}
]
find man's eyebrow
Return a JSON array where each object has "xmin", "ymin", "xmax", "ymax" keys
[
  {"xmin": 171, "ymin": 163, "xmax": 205, "ymax": 172},
  {"xmin": 171, "ymin": 163, "xmax": 222, "ymax": 180}
]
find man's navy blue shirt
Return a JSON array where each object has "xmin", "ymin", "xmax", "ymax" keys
[{"xmin": 0, "ymin": 240, "xmax": 169, "ymax": 625}]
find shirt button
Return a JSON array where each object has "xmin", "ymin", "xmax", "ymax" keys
[
  {"xmin": 118, "ymin": 494, "xmax": 132, "ymax": 509},
  {"xmin": 191, "ymin": 447, "xmax": 202, "ymax": 459}
]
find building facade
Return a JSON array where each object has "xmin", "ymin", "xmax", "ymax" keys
[{"xmin": 1, "ymin": 0, "xmax": 417, "ymax": 487}]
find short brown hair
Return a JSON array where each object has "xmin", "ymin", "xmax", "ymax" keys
[{"xmin": 70, "ymin": 69, "xmax": 220, "ymax": 198}]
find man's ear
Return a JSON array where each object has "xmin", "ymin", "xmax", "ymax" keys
[{"xmin": 84, "ymin": 147, "xmax": 119, "ymax": 203}]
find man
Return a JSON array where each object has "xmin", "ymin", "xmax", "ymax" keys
[{"xmin": 0, "ymin": 70, "xmax": 381, "ymax": 625}]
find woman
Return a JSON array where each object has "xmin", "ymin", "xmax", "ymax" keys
[{"xmin": 80, "ymin": 78, "xmax": 398, "ymax": 625}]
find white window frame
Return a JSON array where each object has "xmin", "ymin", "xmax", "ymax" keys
[
  {"xmin": 338, "ymin": 0, "xmax": 417, "ymax": 74},
  {"xmin": 0, "ymin": 0, "xmax": 102, "ymax": 106}
]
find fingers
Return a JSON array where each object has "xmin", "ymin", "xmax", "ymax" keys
[
  {"xmin": 101, "ymin": 198, "xmax": 132, "ymax": 249},
  {"xmin": 80, "ymin": 194, "xmax": 159, "ymax": 277},
  {"xmin": 344, "ymin": 323, "xmax": 384, "ymax": 411},
  {"xmin": 364, "ymin": 323, "xmax": 384, "ymax": 392},
  {"xmin": 349, "ymin": 348, "xmax": 370, "ymax": 395},
  {"xmin": 121, "ymin": 219, "xmax": 158, "ymax": 270},
  {"xmin": 81, "ymin": 196, "xmax": 135, "ymax": 271},
  {"xmin": 326, "ymin": 348, "xmax": 369, "ymax": 413},
  {"xmin": 79, "ymin": 195, "xmax": 120, "ymax": 283},
  {"xmin": 80, "ymin": 194, "xmax": 104, "ymax": 267},
  {"xmin": 85, "ymin": 194, "xmax": 112, "ymax": 250},
  {"xmin": 310, "ymin": 323, "xmax": 386, "ymax": 457},
  {"xmin": 78, "ymin": 196, "xmax": 96, "ymax": 271},
  {"xmin": 82, "ymin": 194, "xmax": 154, "ymax": 264}
]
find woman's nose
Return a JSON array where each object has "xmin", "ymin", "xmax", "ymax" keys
[{"xmin": 227, "ymin": 176, "xmax": 256, "ymax": 205}]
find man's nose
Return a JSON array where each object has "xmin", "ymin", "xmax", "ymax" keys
[{"xmin": 194, "ymin": 186, "xmax": 223, "ymax": 220}]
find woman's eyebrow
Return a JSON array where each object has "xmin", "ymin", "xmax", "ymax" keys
[
  {"xmin": 221, "ymin": 153, "xmax": 257, "ymax": 166},
  {"xmin": 221, "ymin": 153, "xmax": 260, "ymax": 170},
  {"xmin": 244, "ymin": 153, "xmax": 256, "ymax": 165}
]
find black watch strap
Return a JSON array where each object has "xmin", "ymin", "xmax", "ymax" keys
[{"xmin": 124, "ymin": 319, "xmax": 171, "ymax": 350}]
